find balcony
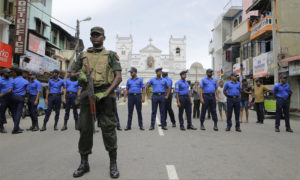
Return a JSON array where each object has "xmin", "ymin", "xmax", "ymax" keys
[
  {"xmin": 223, "ymin": 0, "xmax": 242, "ymax": 18},
  {"xmin": 249, "ymin": 16, "xmax": 277, "ymax": 40},
  {"xmin": 232, "ymin": 19, "xmax": 250, "ymax": 42}
]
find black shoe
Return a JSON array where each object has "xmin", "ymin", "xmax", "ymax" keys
[
  {"xmin": 32, "ymin": 126, "xmax": 39, "ymax": 131},
  {"xmin": 149, "ymin": 126, "xmax": 155, "ymax": 131},
  {"xmin": 172, "ymin": 123, "xmax": 176, "ymax": 128},
  {"xmin": 110, "ymin": 162, "xmax": 120, "ymax": 178},
  {"xmin": 187, "ymin": 125, "xmax": 197, "ymax": 130},
  {"xmin": 40, "ymin": 122, "xmax": 47, "ymax": 131},
  {"xmin": 19, "ymin": 128, "xmax": 24, "ymax": 132},
  {"xmin": 61, "ymin": 125, "xmax": 67, "ymax": 131},
  {"xmin": 54, "ymin": 121, "xmax": 58, "ymax": 131},
  {"xmin": 124, "ymin": 127, "xmax": 131, "ymax": 131},
  {"xmin": 286, "ymin": 128, "xmax": 293, "ymax": 133},
  {"xmin": 26, "ymin": 126, "xmax": 34, "ymax": 131},
  {"xmin": 213, "ymin": 125, "xmax": 219, "ymax": 131},
  {"xmin": 73, "ymin": 155, "xmax": 90, "ymax": 178},
  {"xmin": 117, "ymin": 127, "xmax": 122, "ymax": 131},
  {"xmin": 275, "ymin": 128, "xmax": 280, "ymax": 132},
  {"xmin": 200, "ymin": 124, "xmax": 206, "ymax": 131},
  {"xmin": 225, "ymin": 127, "xmax": 231, "ymax": 131},
  {"xmin": 161, "ymin": 126, "xmax": 168, "ymax": 130},
  {"xmin": 12, "ymin": 129, "xmax": 23, "ymax": 134},
  {"xmin": 180, "ymin": 126, "xmax": 186, "ymax": 131},
  {"xmin": 139, "ymin": 127, "xmax": 145, "ymax": 131},
  {"xmin": 0, "ymin": 127, "xmax": 7, "ymax": 134},
  {"xmin": 236, "ymin": 127, "xmax": 242, "ymax": 132}
]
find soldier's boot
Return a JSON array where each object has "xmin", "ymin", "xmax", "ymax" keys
[
  {"xmin": 32, "ymin": 121, "xmax": 39, "ymax": 131},
  {"xmin": 73, "ymin": 154, "xmax": 90, "ymax": 178},
  {"xmin": 213, "ymin": 121, "xmax": 218, "ymax": 131},
  {"xmin": 61, "ymin": 120, "xmax": 68, "ymax": 131},
  {"xmin": 40, "ymin": 122, "xmax": 47, "ymax": 131},
  {"xmin": 26, "ymin": 122, "xmax": 34, "ymax": 131},
  {"xmin": 109, "ymin": 150, "xmax": 120, "ymax": 178},
  {"xmin": 54, "ymin": 121, "xmax": 58, "ymax": 131},
  {"xmin": 200, "ymin": 122, "xmax": 206, "ymax": 131},
  {"xmin": 0, "ymin": 124, "xmax": 7, "ymax": 134}
]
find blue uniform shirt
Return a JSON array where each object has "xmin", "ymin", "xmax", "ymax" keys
[
  {"xmin": 0, "ymin": 77, "xmax": 14, "ymax": 94},
  {"xmin": 148, "ymin": 77, "xmax": 168, "ymax": 93},
  {"xmin": 273, "ymin": 82, "xmax": 291, "ymax": 98},
  {"xmin": 27, "ymin": 79, "xmax": 42, "ymax": 95},
  {"xmin": 13, "ymin": 76, "xmax": 29, "ymax": 96},
  {"xmin": 175, "ymin": 79, "xmax": 190, "ymax": 95},
  {"xmin": 48, "ymin": 78, "xmax": 64, "ymax": 94},
  {"xmin": 126, "ymin": 77, "xmax": 145, "ymax": 94},
  {"xmin": 164, "ymin": 76, "xmax": 172, "ymax": 88},
  {"xmin": 200, "ymin": 77, "xmax": 218, "ymax": 94},
  {"xmin": 64, "ymin": 78, "xmax": 81, "ymax": 93},
  {"xmin": 224, "ymin": 80, "xmax": 241, "ymax": 96}
]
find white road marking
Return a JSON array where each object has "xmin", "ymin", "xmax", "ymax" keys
[
  {"xmin": 166, "ymin": 165, "xmax": 179, "ymax": 180},
  {"xmin": 156, "ymin": 115, "xmax": 164, "ymax": 136}
]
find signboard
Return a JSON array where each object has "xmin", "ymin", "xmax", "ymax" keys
[
  {"xmin": 14, "ymin": 0, "xmax": 28, "ymax": 54},
  {"xmin": 20, "ymin": 51, "xmax": 60, "ymax": 74},
  {"xmin": 0, "ymin": 42, "xmax": 13, "ymax": 68},
  {"xmin": 253, "ymin": 52, "xmax": 273, "ymax": 78},
  {"xmin": 28, "ymin": 33, "xmax": 46, "ymax": 56},
  {"xmin": 233, "ymin": 61, "xmax": 249, "ymax": 76},
  {"xmin": 289, "ymin": 61, "xmax": 300, "ymax": 76}
]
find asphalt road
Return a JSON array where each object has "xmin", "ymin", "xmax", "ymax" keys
[{"xmin": 1, "ymin": 98, "xmax": 300, "ymax": 180}]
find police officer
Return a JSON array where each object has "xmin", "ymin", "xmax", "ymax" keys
[
  {"xmin": 40, "ymin": 69, "xmax": 64, "ymax": 131},
  {"xmin": 72, "ymin": 26, "xmax": 122, "ymax": 178},
  {"xmin": 12, "ymin": 70, "xmax": 29, "ymax": 134},
  {"xmin": 62, "ymin": 71, "xmax": 82, "ymax": 131},
  {"xmin": 123, "ymin": 67, "xmax": 145, "ymax": 131},
  {"xmin": 175, "ymin": 70, "xmax": 197, "ymax": 131},
  {"xmin": 223, "ymin": 73, "xmax": 242, "ymax": 132},
  {"xmin": 146, "ymin": 68, "xmax": 170, "ymax": 130},
  {"xmin": 274, "ymin": 74, "xmax": 293, "ymax": 133},
  {"xmin": 162, "ymin": 69, "xmax": 176, "ymax": 127},
  {"xmin": 26, "ymin": 72, "xmax": 41, "ymax": 131},
  {"xmin": 199, "ymin": 69, "xmax": 219, "ymax": 131},
  {"xmin": 0, "ymin": 68, "xmax": 14, "ymax": 134}
]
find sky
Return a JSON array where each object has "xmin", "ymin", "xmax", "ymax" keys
[{"xmin": 52, "ymin": 0, "xmax": 229, "ymax": 69}]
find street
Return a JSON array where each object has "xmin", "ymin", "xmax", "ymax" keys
[{"xmin": 1, "ymin": 99, "xmax": 300, "ymax": 180}]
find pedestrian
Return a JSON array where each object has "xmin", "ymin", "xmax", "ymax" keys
[
  {"xmin": 175, "ymin": 70, "xmax": 197, "ymax": 131},
  {"xmin": 146, "ymin": 67, "xmax": 170, "ymax": 130},
  {"xmin": 192, "ymin": 81, "xmax": 201, "ymax": 119},
  {"xmin": 0, "ymin": 68, "xmax": 14, "ymax": 134},
  {"xmin": 72, "ymin": 26, "xmax": 122, "ymax": 178},
  {"xmin": 274, "ymin": 74, "xmax": 293, "ymax": 133},
  {"xmin": 115, "ymin": 87, "xmax": 120, "ymax": 100},
  {"xmin": 26, "ymin": 71, "xmax": 41, "ymax": 131},
  {"xmin": 11, "ymin": 70, "xmax": 29, "ymax": 134},
  {"xmin": 162, "ymin": 69, "xmax": 176, "ymax": 127},
  {"xmin": 253, "ymin": 78, "xmax": 271, "ymax": 124},
  {"xmin": 123, "ymin": 67, "xmax": 145, "ymax": 131},
  {"xmin": 40, "ymin": 69, "xmax": 64, "ymax": 131},
  {"xmin": 62, "ymin": 71, "xmax": 82, "ymax": 131},
  {"xmin": 240, "ymin": 79, "xmax": 252, "ymax": 123},
  {"xmin": 223, "ymin": 73, "xmax": 242, "ymax": 132},
  {"xmin": 199, "ymin": 69, "xmax": 219, "ymax": 131},
  {"xmin": 217, "ymin": 80, "xmax": 227, "ymax": 121}
]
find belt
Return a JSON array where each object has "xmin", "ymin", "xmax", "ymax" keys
[
  {"xmin": 153, "ymin": 93, "xmax": 165, "ymax": 95},
  {"xmin": 277, "ymin": 97, "xmax": 289, "ymax": 100},
  {"xmin": 67, "ymin": 92, "xmax": 77, "ymax": 95},
  {"xmin": 29, "ymin": 94, "xmax": 37, "ymax": 97},
  {"xmin": 129, "ymin": 93, "xmax": 141, "ymax": 96},
  {"xmin": 49, "ymin": 93, "xmax": 61, "ymax": 96},
  {"xmin": 227, "ymin": 95, "xmax": 239, "ymax": 98},
  {"xmin": 203, "ymin": 93, "xmax": 215, "ymax": 96}
]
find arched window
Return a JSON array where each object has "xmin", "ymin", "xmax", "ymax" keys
[
  {"xmin": 234, "ymin": 19, "xmax": 238, "ymax": 27},
  {"xmin": 239, "ymin": 16, "xmax": 242, "ymax": 24},
  {"xmin": 121, "ymin": 50, "xmax": 126, "ymax": 55},
  {"xmin": 176, "ymin": 47, "xmax": 180, "ymax": 55}
]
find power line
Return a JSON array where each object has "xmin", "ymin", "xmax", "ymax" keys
[{"xmin": 28, "ymin": 2, "xmax": 76, "ymax": 31}]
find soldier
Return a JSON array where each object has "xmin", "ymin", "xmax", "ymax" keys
[
  {"xmin": 62, "ymin": 71, "xmax": 82, "ymax": 131},
  {"xmin": 223, "ymin": 73, "xmax": 242, "ymax": 132},
  {"xmin": 274, "ymin": 74, "xmax": 293, "ymax": 133},
  {"xmin": 0, "ymin": 68, "xmax": 14, "ymax": 134},
  {"xmin": 199, "ymin": 69, "xmax": 219, "ymax": 131},
  {"xmin": 146, "ymin": 68, "xmax": 170, "ymax": 130},
  {"xmin": 72, "ymin": 27, "xmax": 122, "ymax": 178},
  {"xmin": 40, "ymin": 69, "xmax": 64, "ymax": 131},
  {"xmin": 123, "ymin": 67, "xmax": 145, "ymax": 131},
  {"xmin": 26, "ymin": 72, "xmax": 41, "ymax": 131},
  {"xmin": 162, "ymin": 69, "xmax": 176, "ymax": 127},
  {"xmin": 12, "ymin": 70, "xmax": 29, "ymax": 134},
  {"xmin": 175, "ymin": 70, "xmax": 197, "ymax": 131}
]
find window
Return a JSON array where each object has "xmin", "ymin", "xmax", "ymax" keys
[
  {"xmin": 51, "ymin": 29, "xmax": 57, "ymax": 45},
  {"xmin": 234, "ymin": 19, "xmax": 238, "ymax": 27},
  {"xmin": 176, "ymin": 47, "xmax": 180, "ymax": 55},
  {"xmin": 35, "ymin": 19, "xmax": 45, "ymax": 36},
  {"xmin": 239, "ymin": 16, "xmax": 242, "ymax": 24},
  {"xmin": 59, "ymin": 34, "xmax": 65, "ymax": 49},
  {"xmin": 121, "ymin": 50, "xmax": 126, "ymax": 55}
]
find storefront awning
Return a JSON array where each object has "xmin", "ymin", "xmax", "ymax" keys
[{"xmin": 281, "ymin": 55, "xmax": 300, "ymax": 63}]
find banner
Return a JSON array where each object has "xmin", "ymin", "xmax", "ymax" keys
[
  {"xmin": 0, "ymin": 42, "xmax": 13, "ymax": 68},
  {"xmin": 14, "ymin": 0, "xmax": 28, "ymax": 54},
  {"xmin": 253, "ymin": 53, "xmax": 269, "ymax": 78},
  {"xmin": 28, "ymin": 33, "xmax": 46, "ymax": 56}
]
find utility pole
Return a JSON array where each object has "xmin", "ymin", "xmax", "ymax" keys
[
  {"xmin": 272, "ymin": 0, "xmax": 279, "ymax": 84},
  {"xmin": 75, "ymin": 19, "xmax": 80, "ymax": 57}
]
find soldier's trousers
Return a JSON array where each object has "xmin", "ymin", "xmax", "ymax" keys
[
  {"xmin": 28, "ymin": 95, "xmax": 38, "ymax": 125},
  {"xmin": 164, "ymin": 94, "xmax": 176, "ymax": 125},
  {"xmin": 12, "ymin": 95, "xmax": 25, "ymax": 131},
  {"xmin": 78, "ymin": 93, "xmax": 117, "ymax": 155}
]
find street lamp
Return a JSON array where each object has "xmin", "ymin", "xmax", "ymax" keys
[{"xmin": 75, "ymin": 16, "xmax": 92, "ymax": 55}]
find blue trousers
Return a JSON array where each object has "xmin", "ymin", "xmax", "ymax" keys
[
  {"xmin": 151, "ymin": 94, "xmax": 166, "ymax": 126},
  {"xmin": 0, "ymin": 95, "xmax": 14, "ymax": 125},
  {"xmin": 44, "ymin": 95, "xmax": 61, "ymax": 123},
  {"xmin": 28, "ymin": 95, "xmax": 38, "ymax": 125},
  {"xmin": 200, "ymin": 94, "xmax": 218, "ymax": 122},
  {"xmin": 275, "ymin": 98, "xmax": 290, "ymax": 129},
  {"xmin": 164, "ymin": 94, "xmax": 176, "ymax": 124},
  {"xmin": 178, "ymin": 95, "xmax": 192, "ymax": 127},
  {"xmin": 12, "ymin": 95, "xmax": 25, "ymax": 131},
  {"xmin": 127, "ymin": 94, "xmax": 143, "ymax": 128},
  {"xmin": 227, "ymin": 97, "xmax": 240, "ymax": 128},
  {"xmin": 64, "ymin": 94, "xmax": 78, "ymax": 121}
]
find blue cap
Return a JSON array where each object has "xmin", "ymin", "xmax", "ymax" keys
[
  {"xmin": 230, "ymin": 72, "xmax": 238, "ymax": 77},
  {"xmin": 2, "ymin": 68, "xmax": 11, "ymax": 73},
  {"xmin": 180, "ymin": 70, "xmax": 188, "ymax": 75},
  {"xmin": 206, "ymin": 69, "xmax": 213, "ymax": 73},
  {"xmin": 51, "ymin": 69, "xmax": 59, "ymax": 74},
  {"xmin": 280, "ymin": 74, "xmax": 288, "ymax": 79},
  {"xmin": 29, "ymin": 71, "xmax": 37, "ymax": 76},
  {"xmin": 128, "ymin": 67, "xmax": 137, "ymax": 73},
  {"xmin": 155, "ymin": 67, "xmax": 163, "ymax": 73}
]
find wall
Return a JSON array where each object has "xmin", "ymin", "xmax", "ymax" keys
[{"xmin": 242, "ymin": 0, "xmax": 258, "ymax": 20}]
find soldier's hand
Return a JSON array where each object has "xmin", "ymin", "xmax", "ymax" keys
[
  {"xmin": 34, "ymin": 100, "xmax": 39, "ymax": 106},
  {"xmin": 177, "ymin": 102, "xmax": 181, "ymax": 107},
  {"xmin": 45, "ymin": 99, "xmax": 48, "ymax": 105}
]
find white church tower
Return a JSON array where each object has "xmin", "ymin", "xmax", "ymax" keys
[
  {"xmin": 116, "ymin": 35, "xmax": 133, "ymax": 81},
  {"xmin": 169, "ymin": 36, "xmax": 187, "ymax": 74}
]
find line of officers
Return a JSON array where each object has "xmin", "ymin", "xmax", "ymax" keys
[{"xmin": 0, "ymin": 68, "xmax": 82, "ymax": 134}]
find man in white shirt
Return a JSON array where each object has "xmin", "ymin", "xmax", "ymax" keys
[{"xmin": 218, "ymin": 80, "xmax": 227, "ymax": 121}]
